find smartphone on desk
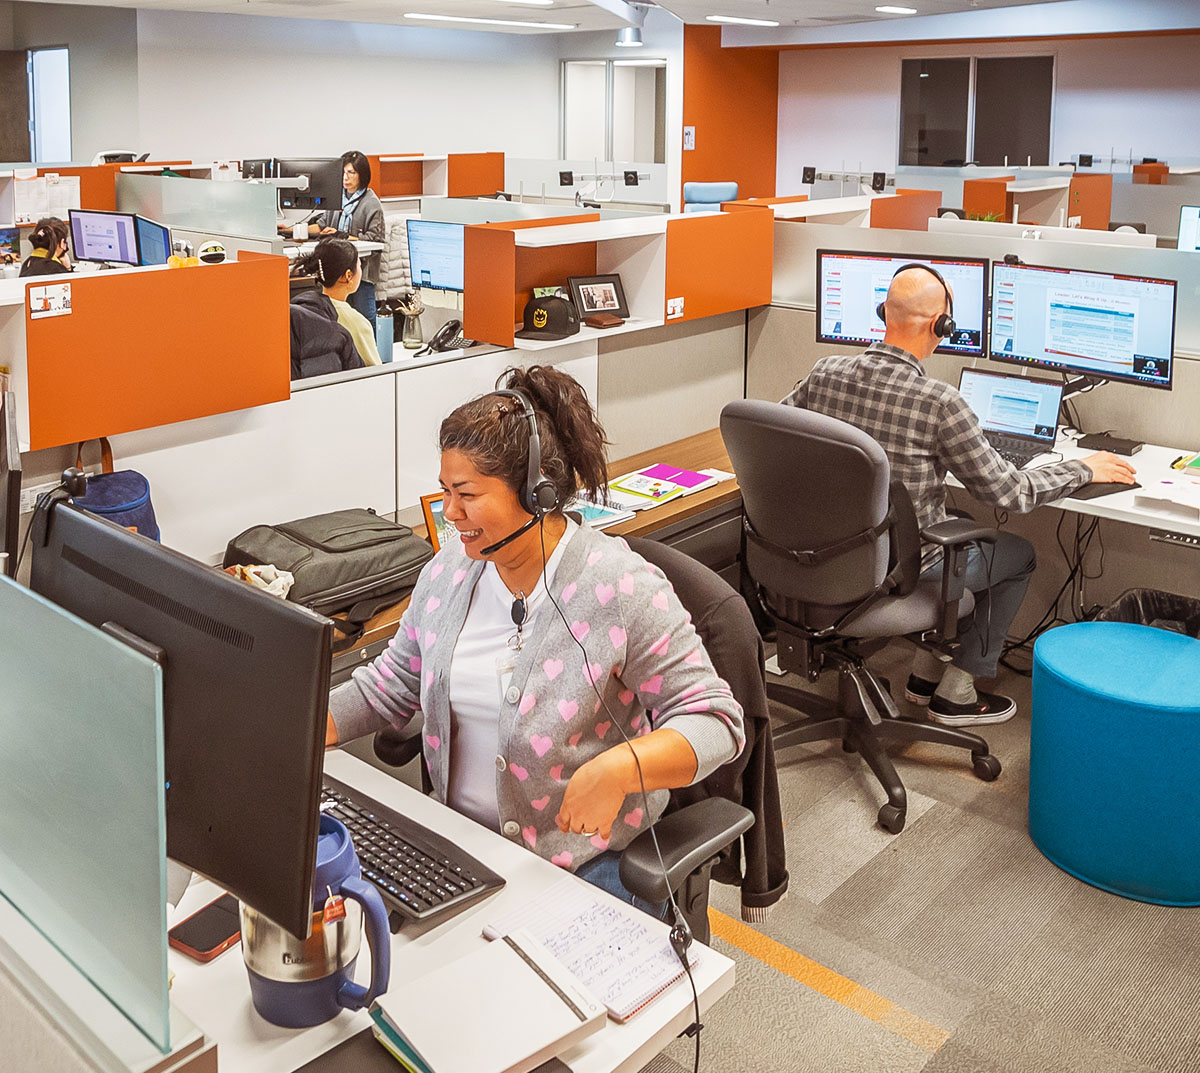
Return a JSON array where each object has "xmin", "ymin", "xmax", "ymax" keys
[{"xmin": 168, "ymin": 893, "xmax": 241, "ymax": 963}]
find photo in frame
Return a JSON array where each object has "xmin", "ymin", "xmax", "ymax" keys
[
  {"xmin": 567, "ymin": 274, "xmax": 629, "ymax": 320},
  {"xmin": 420, "ymin": 492, "xmax": 456, "ymax": 552}
]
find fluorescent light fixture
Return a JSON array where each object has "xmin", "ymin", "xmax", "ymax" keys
[
  {"xmin": 875, "ymin": 5, "xmax": 917, "ymax": 13},
  {"xmin": 493, "ymin": 0, "xmax": 555, "ymax": 5},
  {"xmin": 613, "ymin": 58, "xmax": 666, "ymax": 66},
  {"xmin": 403, "ymin": 11, "xmax": 575, "ymax": 27},
  {"xmin": 919, "ymin": 72, "xmax": 929, "ymax": 77},
  {"xmin": 615, "ymin": 26, "xmax": 644, "ymax": 46},
  {"xmin": 706, "ymin": 14, "xmax": 780, "ymax": 25}
]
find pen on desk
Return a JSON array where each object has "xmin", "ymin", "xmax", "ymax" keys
[{"xmin": 1170, "ymin": 455, "xmax": 1184, "ymax": 469}]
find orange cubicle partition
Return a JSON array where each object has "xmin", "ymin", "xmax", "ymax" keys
[
  {"xmin": 368, "ymin": 152, "xmax": 506, "ymax": 199},
  {"xmin": 463, "ymin": 216, "xmax": 601, "ymax": 347},
  {"xmin": 961, "ymin": 177, "xmax": 1015, "ymax": 221},
  {"xmin": 448, "ymin": 153, "xmax": 505, "ymax": 198},
  {"xmin": 664, "ymin": 209, "xmax": 773, "ymax": 324},
  {"xmin": 1067, "ymin": 173, "xmax": 1113, "ymax": 229},
  {"xmin": 23, "ymin": 253, "xmax": 290, "ymax": 450},
  {"xmin": 720, "ymin": 195, "xmax": 809, "ymax": 213},
  {"xmin": 1133, "ymin": 163, "xmax": 1169, "ymax": 185},
  {"xmin": 870, "ymin": 188, "xmax": 942, "ymax": 231},
  {"xmin": 369, "ymin": 155, "xmax": 425, "ymax": 198}
]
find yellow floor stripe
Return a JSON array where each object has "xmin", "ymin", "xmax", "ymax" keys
[{"xmin": 708, "ymin": 908, "xmax": 952, "ymax": 1054}]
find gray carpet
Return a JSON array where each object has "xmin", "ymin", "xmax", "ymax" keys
[{"xmin": 640, "ymin": 640, "xmax": 1200, "ymax": 1073}]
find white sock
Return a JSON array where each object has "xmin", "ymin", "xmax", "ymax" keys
[
  {"xmin": 934, "ymin": 665, "xmax": 977, "ymax": 705},
  {"xmin": 911, "ymin": 649, "xmax": 945, "ymax": 683}
]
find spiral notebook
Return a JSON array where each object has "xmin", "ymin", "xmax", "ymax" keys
[{"xmin": 482, "ymin": 878, "xmax": 699, "ymax": 1023}]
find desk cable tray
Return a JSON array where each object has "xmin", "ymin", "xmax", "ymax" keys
[{"xmin": 321, "ymin": 775, "xmax": 505, "ymax": 926}]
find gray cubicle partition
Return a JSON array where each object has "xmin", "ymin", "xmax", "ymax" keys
[
  {"xmin": 116, "ymin": 171, "xmax": 278, "ymax": 239},
  {"xmin": 0, "ymin": 576, "xmax": 169, "ymax": 1052}
]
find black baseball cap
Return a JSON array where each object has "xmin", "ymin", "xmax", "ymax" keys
[{"xmin": 516, "ymin": 294, "xmax": 580, "ymax": 341}]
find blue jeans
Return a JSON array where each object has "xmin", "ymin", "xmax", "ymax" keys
[
  {"xmin": 920, "ymin": 531, "xmax": 1036, "ymax": 678},
  {"xmin": 348, "ymin": 280, "xmax": 376, "ymax": 332},
  {"xmin": 575, "ymin": 850, "xmax": 669, "ymax": 920}
]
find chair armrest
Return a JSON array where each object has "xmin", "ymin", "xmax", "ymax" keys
[
  {"xmin": 619, "ymin": 798, "xmax": 754, "ymax": 905},
  {"xmin": 921, "ymin": 519, "xmax": 999, "ymax": 547}
]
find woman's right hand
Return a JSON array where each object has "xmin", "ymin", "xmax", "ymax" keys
[{"xmin": 319, "ymin": 226, "xmax": 338, "ymax": 235}]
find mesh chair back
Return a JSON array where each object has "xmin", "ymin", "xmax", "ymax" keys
[{"xmin": 721, "ymin": 400, "xmax": 891, "ymax": 620}]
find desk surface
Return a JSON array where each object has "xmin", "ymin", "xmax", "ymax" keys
[
  {"xmin": 167, "ymin": 752, "xmax": 735, "ymax": 1073},
  {"xmin": 605, "ymin": 428, "xmax": 739, "ymax": 540}
]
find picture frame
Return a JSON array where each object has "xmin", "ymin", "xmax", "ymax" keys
[
  {"xmin": 419, "ymin": 492, "xmax": 455, "ymax": 552},
  {"xmin": 567, "ymin": 274, "xmax": 629, "ymax": 320}
]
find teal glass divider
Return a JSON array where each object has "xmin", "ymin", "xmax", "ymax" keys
[{"xmin": 0, "ymin": 576, "xmax": 169, "ymax": 1052}]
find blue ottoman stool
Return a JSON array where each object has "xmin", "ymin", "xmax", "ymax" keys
[{"xmin": 1030, "ymin": 622, "xmax": 1200, "ymax": 906}]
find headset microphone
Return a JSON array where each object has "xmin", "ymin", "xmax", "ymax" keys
[{"xmin": 479, "ymin": 514, "xmax": 540, "ymax": 556}]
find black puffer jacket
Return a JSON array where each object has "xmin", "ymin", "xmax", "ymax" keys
[{"xmin": 289, "ymin": 289, "xmax": 363, "ymax": 380}]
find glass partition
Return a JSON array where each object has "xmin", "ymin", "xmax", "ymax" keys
[
  {"xmin": 116, "ymin": 171, "xmax": 277, "ymax": 239},
  {"xmin": 0, "ymin": 575, "xmax": 168, "ymax": 1052}
]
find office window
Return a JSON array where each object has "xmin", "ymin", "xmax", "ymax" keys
[
  {"xmin": 899, "ymin": 59, "xmax": 970, "ymax": 167},
  {"xmin": 973, "ymin": 56, "xmax": 1053, "ymax": 167},
  {"xmin": 30, "ymin": 48, "xmax": 72, "ymax": 163},
  {"xmin": 562, "ymin": 59, "xmax": 666, "ymax": 164},
  {"xmin": 899, "ymin": 55, "xmax": 1054, "ymax": 167}
]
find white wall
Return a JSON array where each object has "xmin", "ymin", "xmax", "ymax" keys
[
  {"xmin": 776, "ymin": 35, "xmax": 1200, "ymax": 193},
  {"xmin": 10, "ymin": 3, "xmax": 139, "ymax": 162},
  {"xmin": 134, "ymin": 10, "xmax": 561, "ymax": 161}
]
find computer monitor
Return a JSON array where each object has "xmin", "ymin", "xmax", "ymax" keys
[
  {"xmin": 406, "ymin": 219, "xmax": 466, "ymax": 293},
  {"xmin": 275, "ymin": 158, "xmax": 342, "ymax": 212},
  {"xmin": 69, "ymin": 209, "xmax": 140, "ymax": 266},
  {"xmin": 0, "ymin": 226, "xmax": 19, "ymax": 263},
  {"xmin": 990, "ymin": 261, "xmax": 1176, "ymax": 390},
  {"xmin": 30, "ymin": 502, "xmax": 332, "ymax": 939},
  {"xmin": 815, "ymin": 249, "xmax": 989, "ymax": 357},
  {"xmin": 0, "ymin": 392, "xmax": 19, "ymax": 579},
  {"xmin": 135, "ymin": 215, "xmax": 172, "ymax": 266},
  {"xmin": 1179, "ymin": 206, "xmax": 1200, "ymax": 252},
  {"xmin": 242, "ymin": 158, "xmax": 273, "ymax": 180}
]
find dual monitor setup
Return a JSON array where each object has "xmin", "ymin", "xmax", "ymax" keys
[
  {"xmin": 68, "ymin": 209, "xmax": 173, "ymax": 268},
  {"xmin": 816, "ymin": 248, "xmax": 1178, "ymax": 398}
]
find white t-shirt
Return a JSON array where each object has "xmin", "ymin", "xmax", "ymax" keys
[{"xmin": 446, "ymin": 522, "xmax": 577, "ymax": 831}]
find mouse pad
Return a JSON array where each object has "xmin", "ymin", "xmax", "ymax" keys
[{"xmin": 1071, "ymin": 481, "xmax": 1141, "ymax": 500}]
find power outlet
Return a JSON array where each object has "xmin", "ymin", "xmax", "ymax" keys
[{"xmin": 20, "ymin": 479, "xmax": 66, "ymax": 515}]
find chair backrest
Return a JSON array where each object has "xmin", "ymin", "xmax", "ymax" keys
[
  {"xmin": 682, "ymin": 182, "xmax": 738, "ymax": 212},
  {"xmin": 720, "ymin": 400, "xmax": 892, "ymax": 617}
]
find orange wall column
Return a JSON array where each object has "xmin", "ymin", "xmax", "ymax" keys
[{"xmin": 682, "ymin": 26, "xmax": 779, "ymax": 204}]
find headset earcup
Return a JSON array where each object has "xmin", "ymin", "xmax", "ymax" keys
[
  {"xmin": 531, "ymin": 477, "xmax": 559, "ymax": 515},
  {"xmin": 876, "ymin": 301, "xmax": 886, "ymax": 325},
  {"xmin": 935, "ymin": 314, "xmax": 955, "ymax": 339}
]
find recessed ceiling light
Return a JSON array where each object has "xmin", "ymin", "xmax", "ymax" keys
[
  {"xmin": 875, "ymin": 5, "xmax": 917, "ymax": 13},
  {"xmin": 706, "ymin": 14, "xmax": 780, "ymax": 26},
  {"xmin": 403, "ymin": 11, "xmax": 575, "ymax": 27}
]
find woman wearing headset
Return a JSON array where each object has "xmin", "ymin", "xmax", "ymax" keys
[
  {"xmin": 19, "ymin": 217, "xmax": 71, "ymax": 277},
  {"xmin": 326, "ymin": 365, "xmax": 744, "ymax": 911}
]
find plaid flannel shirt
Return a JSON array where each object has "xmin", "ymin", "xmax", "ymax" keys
[{"xmin": 782, "ymin": 344, "xmax": 1093, "ymax": 568}]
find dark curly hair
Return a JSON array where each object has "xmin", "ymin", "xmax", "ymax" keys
[
  {"xmin": 296, "ymin": 237, "xmax": 358, "ymax": 288},
  {"xmin": 439, "ymin": 365, "xmax": 609, "ymax": 510}
]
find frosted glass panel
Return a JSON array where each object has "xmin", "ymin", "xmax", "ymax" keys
[
  {"xmin": 0, "ymin": 576, "xmax": 168, "ymax": 1052},
  {"xmin": 116, "ymin": 171, "xmax": 278, "ymax": 238}
]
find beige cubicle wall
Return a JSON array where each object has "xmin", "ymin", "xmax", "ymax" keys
[{"xmin": 750, "ymin": 219, "xmax": 1200, "ymax": 637}]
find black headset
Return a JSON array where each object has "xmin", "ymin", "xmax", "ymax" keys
[
  {"xmin": 492, "ymin": 389, "xmax": 559, "ymax": 517},
  {"xmin": 875, "ymin": 262, "xmax": 956, "ymax": 339}
]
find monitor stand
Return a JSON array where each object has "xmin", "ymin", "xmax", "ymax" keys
[{"xmin": 1058, "ymin": 374, "xmax": 1144, "ymax": 455}]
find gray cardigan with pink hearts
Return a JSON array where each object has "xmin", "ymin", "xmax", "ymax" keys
[{"xmin": 329, "ymin": 522, "xmax": 746, "ymax": 873}]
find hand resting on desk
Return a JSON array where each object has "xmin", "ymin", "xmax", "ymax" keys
[{"xmin": 1081, "ymin": 451, "xmax": 1138, "ymax": 486}]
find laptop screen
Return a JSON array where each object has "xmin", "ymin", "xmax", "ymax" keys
[{"xmin": 958, "ymin": 368, "xmax": 1063, "ymax": 445}]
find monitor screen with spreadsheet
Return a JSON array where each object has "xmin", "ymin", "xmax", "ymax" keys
[
  {"xmin": 406, "ymin": 219, "xmax": 465, "ymax": 293},
  {"xmin": 990, "ymin": 261, "xmax": 1176, "ymax": 390},
  {"xmin": 816, "ymin": 249, "xmax": 989, "ymax": 357}
]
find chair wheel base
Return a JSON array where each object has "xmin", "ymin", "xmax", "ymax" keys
[
  {"xmin": 877, "ymin": 803, "xmax": 905, "ymax": 833},
  {"xmin": 972, "ymin": 753, "xmax": 1002, "ymax": 782}
]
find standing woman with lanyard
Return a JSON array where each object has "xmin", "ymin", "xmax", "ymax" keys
[{"xmin": 310, "ymin": 150, "xmax": 384, "ymax": 331}]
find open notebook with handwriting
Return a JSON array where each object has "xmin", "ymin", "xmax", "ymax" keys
[{"xmin": 483, "ymin": 877, "xmax": 699, "ymax": 1023}]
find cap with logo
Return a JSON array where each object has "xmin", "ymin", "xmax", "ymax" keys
[{"xmin": 515, "ymin": 294, "xmax": 580, "ymax": 341}]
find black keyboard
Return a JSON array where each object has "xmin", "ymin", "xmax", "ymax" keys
[
  {"xmin": 320, "ymin": 775, "xmax": 505, "ymax": 925},
  {"xmin": 998, "ymin": 448, "xmax": 1037, "ymax": 468}
]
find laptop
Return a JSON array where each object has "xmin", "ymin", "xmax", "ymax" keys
[{"xmin": 957, "ymin": 368, "xmax": 1064, "ymax": 468}]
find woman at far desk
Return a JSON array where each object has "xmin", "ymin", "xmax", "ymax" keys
[
  {"xmin": 294, "ymin": 238, "xmax": 381, "ymax": 367},
  {"xmin": 326, "ymin": 365, "xmax": 746, "ymax": 914},
  {"xmin": 306, "ymin": 149, "xmax": 383, "ymax": 330},
  {"xmin": 20, "ymin": 217, "xmax": 71, "ymax": 277},
  {"xmin": 289, "ymin": 239, "xmax": 367, "ymax": 379}
]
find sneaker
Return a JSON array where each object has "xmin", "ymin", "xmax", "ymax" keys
[
  {"xmin": 928, "ymin": 690, "xmax": 1016, "ymax": 726},
  {"xmin": 904, "ymin": 674, "xmax": 939, "ymax": 706}
]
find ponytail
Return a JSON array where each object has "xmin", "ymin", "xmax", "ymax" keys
[
  {"xmin": 439, "ymin": 365, "xmax": 610, "ymax": 509},
  {"xmin": 30, "ymin": 216, "xmax": 68, "ymax": 253},
  {"xmin": 297, "ymin": 237, "xmax": 357, "ymax": 289}
]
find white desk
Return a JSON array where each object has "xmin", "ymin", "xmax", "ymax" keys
[{"xmin": 167, "ymin": 751, "xmax": 735, "ymax": 1073}]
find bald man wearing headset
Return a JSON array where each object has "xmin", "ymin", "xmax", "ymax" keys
[{"xmin": 782, "ymin": 264, "xmax": 1136, "ymax": 726}]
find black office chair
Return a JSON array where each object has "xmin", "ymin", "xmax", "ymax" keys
[
  {"xmin": 720, "ymin": 400, "xmax": 1003, "ymax": 834},
  {"xmin": 372, "ymin": 538, "xmax": 764, "ymax": 944}
]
